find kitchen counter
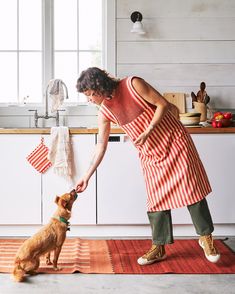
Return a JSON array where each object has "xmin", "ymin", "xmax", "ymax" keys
[{"xmin": 1, "ymin": 126, "xmax": 235, "ymax": 134}]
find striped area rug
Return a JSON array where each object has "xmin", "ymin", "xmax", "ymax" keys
[
  {"xmin": 0, "ymin": 238, "xmax": 234, "ymax": 274},
  {"xmin": 0, "ymin": 238, "xmax": 113, "ymax": 274}
]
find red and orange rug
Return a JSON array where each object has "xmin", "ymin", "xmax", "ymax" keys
[{"xmin": 0, "ymin": 238, "xmax": 234, "ymax": 274}]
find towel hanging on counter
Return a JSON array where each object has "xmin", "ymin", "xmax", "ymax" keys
[
  {"xmin": 48, "ymin": 79, "xmax": 65, "ymax": 113},
  {"xmin": 26, "ymin": 137, "xmax": 52, "ymax": 173},
  {"xmin": 47, "ymin": 126, "xmax": 73, "ymax": 180}
]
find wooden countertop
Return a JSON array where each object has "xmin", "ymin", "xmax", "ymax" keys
[{"xmin": 1, "ymin": 127, "xmax": 235, "ymax": 134}]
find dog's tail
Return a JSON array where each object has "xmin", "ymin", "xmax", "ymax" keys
[{"xmin": 12, "ymin": 257, "xmax": 25, "ymax": 282}]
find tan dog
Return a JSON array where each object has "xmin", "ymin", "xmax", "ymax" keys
[{"xmin": 12, "ymin": 189, "xmax": 77, "ymax": 282}]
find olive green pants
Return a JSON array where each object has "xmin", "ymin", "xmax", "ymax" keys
[{"xmin": 147, "ymin": 198, "xmax": 214, "ymax": 245}]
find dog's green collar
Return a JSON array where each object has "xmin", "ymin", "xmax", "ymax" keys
[
  {"xmin": 53, "ymin": 216, "xmax": 70, "ymax": 227},
  {"xmin": 59, "ymin": 216, "xmax": 70, "ymax": 225}
]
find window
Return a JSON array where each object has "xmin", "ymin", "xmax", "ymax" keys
[
  {"xmin": 0, "ymin": 0, "xmax": 42, "ymax": 104},
  {"xmin": 53, "ymin": 0, "xmax": 103, "ymax": 103},
  {"xmin": 0, "ymin": 0, "xmax": 112, "ymax": 105}
]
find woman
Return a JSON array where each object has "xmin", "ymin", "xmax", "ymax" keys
[{"xmin": 75, "ymin": 67, "xmax": 220, "ymax": 265}]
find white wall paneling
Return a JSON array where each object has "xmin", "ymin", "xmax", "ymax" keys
[
  {"xmin": 117, "ymin": 0, "xmax": 235, "ymax": 18},
  {"xmin": 116, "ymin": 0, "xmax": 235, "ymax": 108},
  {"xmin": 117, "ymin": 42, "xmax": 235, "ymax": 64},
  {"xmin": 117, "ymin": 18, "xmax": 235, "ymax": 41},
  {"xmin": 117, "ymin": 64, "xmax": 235, "ymax": 109},
  {"xmin": 117, "ymin": 64, "xmax": 235, "ymax": 87}
]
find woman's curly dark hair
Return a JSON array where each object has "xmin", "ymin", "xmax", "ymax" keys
[{"xmin": 76, "ymin": 67, "xmax": 120, "ymax": 98}]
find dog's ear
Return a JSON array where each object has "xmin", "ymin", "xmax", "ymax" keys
[
  {"xmin": 60, "ymin": 199, "xmax": 67, "ymax": 209},
  {"xmin": 55, "ymin": 196, "xmax": 60, "ymax": 204}
]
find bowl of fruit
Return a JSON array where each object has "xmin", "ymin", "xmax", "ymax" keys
[{"xmin": 211, "ymin": 111, "xmax": 233, "ymax": 128}]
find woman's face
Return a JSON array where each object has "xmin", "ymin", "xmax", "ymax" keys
[{"xmin": 83, "ymin": 90, "xmax": 105, "ymax": 105}]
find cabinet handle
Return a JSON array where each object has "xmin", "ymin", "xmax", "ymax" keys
[
  {"xmin": 108, "ymin": 135, "xmax": 129, "ymax": 143},
  {"xmin": 108, "ymin": 136, "xmax": 120, "ymax": 142}
]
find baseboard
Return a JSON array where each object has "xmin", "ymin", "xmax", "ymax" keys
[{"xmin": 0, "ymin": 224, "xmax": 234, "ymax": 238}]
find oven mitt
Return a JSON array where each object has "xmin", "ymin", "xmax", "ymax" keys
[{"xmin": 26, "ymin": 137, "xmax": 52, "ymax": 173}]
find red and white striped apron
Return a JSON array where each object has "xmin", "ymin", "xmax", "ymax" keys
[{"xmin": 100, "ymin": 77, "xmax": 212, "ymax": 212}]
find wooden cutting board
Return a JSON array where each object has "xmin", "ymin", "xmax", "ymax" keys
[{"xmin": 163, "ymin": 92, "xmax": 186, "ymax": 114}]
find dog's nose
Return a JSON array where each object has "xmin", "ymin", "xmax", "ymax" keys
[{"xmin": 70, "ymin": 189, "xmax": 78, "ymax": 200}]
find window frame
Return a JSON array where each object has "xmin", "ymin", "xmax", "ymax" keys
[{"xmin": 0, "ymin": 0, "xmax": 115, "ymax": 108}]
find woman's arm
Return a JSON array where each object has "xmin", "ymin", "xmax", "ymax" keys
[
  {"xmin": 132, "ymin": 77, "xmax": 170, "ymax": 146},
  {"xmin": 75, "ymin": 111, "xmax": 110, "ymax": 192}
]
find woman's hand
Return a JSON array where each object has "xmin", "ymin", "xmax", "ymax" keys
[
  {"xmin": 134, "ymin": 131, "xmax": 149, "ymax": 146},
  {"xmin": 75, "ymin": 177, "xmax": 89, "ymax": 193},
  {"xmin": 134, "ymin": 123, "xmax": 155, "ymax": 146}
]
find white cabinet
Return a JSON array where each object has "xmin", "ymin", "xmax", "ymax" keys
[
  {"xmin": 172, "ymin": 134, "xmax": 235, "ymax": 224},
  {"xmin": 97, "ymin": 133, "xmax": 235, "ymax": 225},
  {"xmin": 97, "ymin": 134, "xmax": 148, "ymax": 224},
  {"xmin": 0, "ymin": 135, "xmax": 41, "ymax": 224},
  {"xmin": 0, "ymin": 132, "xmax": 234, "ymax": 230},
  {"xmin": 0, "ymin": 133, "xmax": 96, "ymax": 227},
  {"xmin": 42, "ymin": 134, "xmax": 96, "ymax": 225}
]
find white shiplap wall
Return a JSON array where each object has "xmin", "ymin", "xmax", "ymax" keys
[{"xmin": 116, "ymin": 0, "xmax": 235, "ymax": 109}]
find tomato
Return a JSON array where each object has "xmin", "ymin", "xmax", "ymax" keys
[
  {"xmin": 216, "ymin": 121, "xmax": 223, "ymax": 128},
  {"xmin": 223, "ymin": 112, "xmax": 232, "ymax": 119},
  {"xmin": 212, "ymin": 120, "xmax": 217, "ymax": 128},
  {"xmin": 213, "ymin": 112, "xmax": 223, "ymax": 118},
  {"xmin": 212, "ymin": 120, "xmax": 223, "ymax": 128}
]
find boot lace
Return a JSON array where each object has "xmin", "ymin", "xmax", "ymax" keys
[
  {"xmin": 143, "ymin": 244, "xmax": 162, "ymax": 259},
  {"xmin": 203, "ymin": 235, "xmax": 218, "ymax": 255}
]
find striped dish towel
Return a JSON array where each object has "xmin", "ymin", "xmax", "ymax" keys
[{"xmin": 26, "ymin": 137, "xmax": 52, "ymax": 173}]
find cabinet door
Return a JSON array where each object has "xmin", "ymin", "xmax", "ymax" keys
[
  {"xmin": 97, "ymin": 134, "xmax": 148, "ymax": 224},
  {"xmin": 172, "ymin": 134, "xmax": 235, "ymax": 224},
  {"xmin": 0, "ymin": 135, "xmax": 41, "ymax": 224},
  {"xmin": 42, "ymin": 134, "xmax": 96, "ymax": 225}
]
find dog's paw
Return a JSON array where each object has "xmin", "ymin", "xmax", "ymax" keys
[{"xmin": 46, "ymin": 260, "xmax": 52, "ymax": 265}]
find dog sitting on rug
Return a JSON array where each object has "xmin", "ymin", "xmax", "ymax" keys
[{"xmin": 12, "ymin": 189, "xmax": 77, "ymax": 282}]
